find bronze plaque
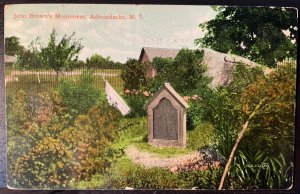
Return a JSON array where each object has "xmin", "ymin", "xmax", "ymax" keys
[{"xmin": 153, "ymin": 98, "xmax": 178, "ymax": 140}]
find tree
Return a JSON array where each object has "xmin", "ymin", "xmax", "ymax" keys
[
  {"xmin": 149, "ymin": 49, "xmax": 210, "ymax": 95},
  {"xmin": 14, "ymin": 38, "xmax": 43, "ymax": 83},
  {"xmin": 86, "ymin": 53, "xmax": 112, "ymax": 68},
  {"xmin": 40, "ymin": 29, "xmax": 83, "ymax": 81},
  {"xmin": 195, "ymin": 7, "xmax": 297, "ymax": 67},
  {"xmin": 218, "ymin": 63, "xmax": 296, "ymax": 189},
  {"xmin": 5, "ymin": 36, "xmax": 24, "ymax": 56},
  {"xmin": 121, "ymin": 58, "xmax": 148, "ymax": 90}
]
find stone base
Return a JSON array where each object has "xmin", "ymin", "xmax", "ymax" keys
[{"xmin": 148, "ymin": 139, "xmax": 186, "ymax": 148}]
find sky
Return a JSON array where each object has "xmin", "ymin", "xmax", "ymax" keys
[{"xmin": 5, "ymin": 4, "xmax": 216, "ymax": 63}]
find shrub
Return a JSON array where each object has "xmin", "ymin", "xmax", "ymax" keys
[
  {"xmin": 148, "ymin": 49, "xmax": 211, "ymax": 95},
  {"xmin": 105, "ymin": 157, "xmax": 223, "ymax": 189},
  {"xmin": 123, "ymin": 92, "xmax": 151, "ymax": 118},
  {"xmin": 187, "ymin": 123, "xmax": 215, "ymax": 150},
  {"xmin": 121, "ymin": 58, "xmax": 148, "ymax": 90},
  {"xmin": 195, "ymin": 64, "xmax": 264, "ymax": 158},
  {"xmin": 7, "ymin": 89, "xmax": 122, "ymax": 188},
  {"xmin": 56, "ymin": 70, "xmax": 101, "ymax": 118}
]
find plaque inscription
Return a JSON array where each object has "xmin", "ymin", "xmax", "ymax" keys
[{"xmin": 153, "ymin": 98, "xmax": 178, "ymax": 140}]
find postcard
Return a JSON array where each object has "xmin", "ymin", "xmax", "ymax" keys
[{"xmin": 4, "ymin": 4, "xmax": 297, "ymax": 189}]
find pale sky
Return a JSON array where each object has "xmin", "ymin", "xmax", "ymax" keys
[{"xmin": 5, "ymin": 4, "xmax": 216, "ymax": 62}]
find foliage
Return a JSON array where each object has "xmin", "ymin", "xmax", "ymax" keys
[
  {"xmin": 86, "ymin": 53, "xmax": 123, "ymax": 69},
  {"xmin": 14, "ymin": 38, "xmax": 43, "ymax": 70},
  {"xmin": 59, "ymin": 102, "xmax": 122, "ymax": 182},
  {"xmin": 105, "ymin": 157, "xmax": 223, "ymax": 189},
  {"xmin": 56, "ymin": 70, "xmax": 101, "ymax": 118},
  {"xmin": 194, "ymin": 64, "xmax": 264, "ymax": 157},
  {"xmin": 240, "ymin": 63, "xmax": 296, "ymax": 161},
  {"xmin": 148, "ymin": 49, "xmax": 210, "ymax": 95},
  {"xmin": 7, "ymin": 89, "xmax": 122, "ymax": 188},
  {"xmin": 123, "ymin": 92, "xmax": 150, "ymax": 117},
  {"xmin": 121, "ymin": 58, "xmax": 148, "ymax": 90},
  {"xmin": 229, "ymin": 150, "xmax": 293, "ymax": 189},
  {"xmin": 7, "ymin": 90, "xmax": 70, "ymax": 188},
  {"xmin": 195, "ymin": 7, "xmax": 297, "ymax": 67},
  {"xmin": 218, "ymin": 63, "xmax": 295, "ymax": 189},
  {"xmin": 187, "ymin": 123, "xmax": 215, "ymax": 150},
  {"xmin": 5, "ymin": 36, "xmax": 24, "ymax": 56},
  {"xmin": 40, "ymin": 29, "xmax": 83, "ymax": 80},
  {"xmin": 112, "ymin": 117, "xmax": 147, "ymax": 152}
]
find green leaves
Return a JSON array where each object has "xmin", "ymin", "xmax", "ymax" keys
[
  {"xmin": 149, "ymin": 49, "xmax": 210, "ymax": 95},
  {"xmin": 56, "ymin": 70, "xmax": 101, "ymax": 119},
  {"xmin": 196, "ymin": 7, "xmax": 297, "ymax": 67},
  {"xmin": 230, "ymin": 150, "xmax": 293, "ymax": 189},
  {"xmin": 40, "ymin": 29, "xmax": 83, "ymax": 79},
  {"xmin": 121, "ymin": 58, "xmax": 148, "ymax": 90}
]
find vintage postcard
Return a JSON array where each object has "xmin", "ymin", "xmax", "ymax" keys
[{"xmin": 4, "ymin": 4, "xmax": 297, "ymax": 189}]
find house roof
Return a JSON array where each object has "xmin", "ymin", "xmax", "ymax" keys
[
  {"xmin": 139, "ymin": 47, "xmax": 180, "ymax": 62},
  {"xmin": 146, "ymin": 83, "xmax": 189, "ymax": 109}
]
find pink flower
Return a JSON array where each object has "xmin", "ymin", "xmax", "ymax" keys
[{"xmin": 124, "ymin": 89, "xmax": 130, "ymax": 94}]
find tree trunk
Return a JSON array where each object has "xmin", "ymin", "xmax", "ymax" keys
[
  {"xmin": 35, "ymin": 71, "xmax": 40, "ymax": 84},
  {"xmin": 56, "ymin": 71, "xmax": 59, "ymax": 83},
  {"xmin": 218, "ymin": 120, "xmax": 249, "ymax": 190},
  {"xmin": 218, "ymin": 98, "xmax": 266, "ymax": 190}
]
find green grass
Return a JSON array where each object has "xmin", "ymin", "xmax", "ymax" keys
[
  {"xmin": 112, "ymin": 117, "xmax": 215, "ymax": 158},
  {"xmin": 134, "ymin": 142, "xmax": 193, "ymax": 157}
]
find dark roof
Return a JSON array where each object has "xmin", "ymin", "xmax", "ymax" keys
[{"xmin": 139, "ymin": 47, "xmax": 180, "ymax": 62}]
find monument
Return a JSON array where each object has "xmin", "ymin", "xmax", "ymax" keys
[{"xmin": 147, "ymin": 83, "xmax": 188, "ymax": 147}]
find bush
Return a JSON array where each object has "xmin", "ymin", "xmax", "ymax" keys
[
  {"xmin": 105, "ymin": 157, "xmax": 223, "ymax": 189},
  {"xmin": 148, "ymin": 49, "xmax": 211, "ymax": 96},
  {"xmin": 187, "ymin": 123, "xmax": 215, "ymax": 150},
  {"xmin": 7, "ymin": 89, "xmax": 122, "ymax": 188},
  {"xmin": 121, "ymin": 58, "xmax": 148, "ymax": 90},
  {"xmin": 56, "ymin": 70, "xmax": 101, "ymax": 118},
  {"xmin": 123, "ymin": 92, "xmax": 150, "ymax": 118}
]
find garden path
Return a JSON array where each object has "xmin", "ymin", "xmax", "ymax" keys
[{"xmin": 126, "ymin": 145, "xmax": 198, "ymax": 169}]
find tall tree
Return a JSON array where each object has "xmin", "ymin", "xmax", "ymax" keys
[
  {"xmin": 5, "ymin": 36, "xmax": 24, "ymax": 56},
  {"xmin": 40, "ymin": 30, "xmax": 83, "ymax": 81},
  {"xmin": 195, "ymin": 7, "xmax": 297, "ymax": 67},
  {"xmin": 149, "ymin": 49, "xmax": 210, "ymax": 95},
  {"xmin": 14, "ymin": 38, "xmax": 43, "ymax": 82}
]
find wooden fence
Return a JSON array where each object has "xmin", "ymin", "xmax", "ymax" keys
[
  {"xmin": 5, "ymin": 68, "xmax": 124, "ymax": 95},
  {"xmin": 276, "ymin": 59, "xmax": 297, "ymax": 68}
]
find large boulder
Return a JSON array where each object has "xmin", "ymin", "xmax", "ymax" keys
[{"xmin": 202, "ymin": 48, "xmax": 272, "ymax": 88}]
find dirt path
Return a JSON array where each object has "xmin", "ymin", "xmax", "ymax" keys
[{"xmin": 125, "ymin": 145, "xmax": 198, "ymax": 169}]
